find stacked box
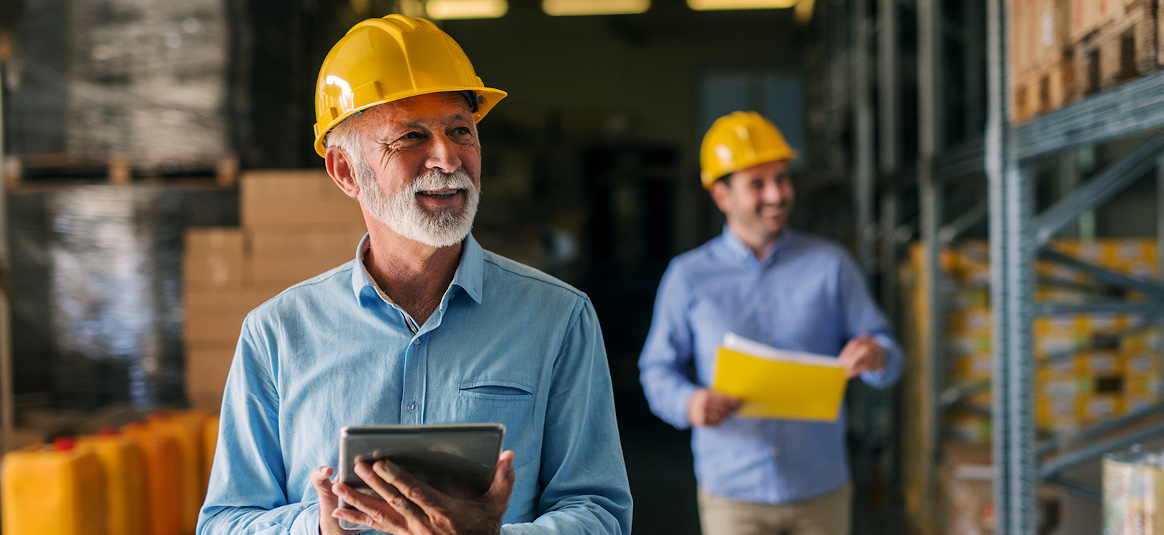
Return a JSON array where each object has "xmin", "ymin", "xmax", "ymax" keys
[
  {"xmin": 1103, "ymin": 447, "xmax": 1164, "ymax": 535},
  {"xmin": 1010, "ymin": 0, "xmax": 1076, "ymax": 122},
  {"xmin": 940, "ymin": 442, "xmax": 1063, "ymax": 535},
  {"xmin": 183, "ymin": 170, "xmax": 367, "ymax": 412},
  {"xmin": 906, "ymin": 239, "xmax": 1164, "ymax": 440},
  {"xmin": 1071, "ymin": 0, "xmax": 1158, "ymax": 97}
]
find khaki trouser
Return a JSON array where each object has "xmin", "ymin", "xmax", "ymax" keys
[{"xmin": 697, "ymin": 484, "xmax": 853, "ymax": 535}]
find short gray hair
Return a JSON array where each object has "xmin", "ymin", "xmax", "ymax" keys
[{"xmin": 323, "ymin": 110, "xmax": 366, "ymax": 165}]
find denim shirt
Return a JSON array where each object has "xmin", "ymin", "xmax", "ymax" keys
[
  {"xmin": 638, "ymin": 228, "xmax": 902, "ymax": 504},
  {"xmin": 197, "ymin": 234, "xmax": 632, "ymax": 535}
]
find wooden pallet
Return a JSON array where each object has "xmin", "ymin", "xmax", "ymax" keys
[
  {"xmin": 1013, "ymin": 55, "xmax": 1077, "ymax": 123},
  {"xmin": 1072, "ymin": 0, "xmax": 1158, "ymax": 99},
  {"xmin": 4, "ymin": 153, "xmax": 239, "ymax": 188}
]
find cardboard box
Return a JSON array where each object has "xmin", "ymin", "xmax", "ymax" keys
[
  {"xmin": 184, "ymin": 308, "xmax": 248, "ymax": 346},
  {"xmin": 242, "ymin": 198, "xmax": 366, "ymax": 228},
  {"xmin": 185, "ymin": 347, "xmax": 235, "ymax": 414},
  {"xmin": 248, "ymin": 227, "xmax": 366, "ymax": 258},
  {"xmin": 184, "ymin": 228, "xmax": 247, "ymax": 286},
  {"xmin": 1103, "ymin": 451, "xmax": 1164, "ymax": 535},
  {"xmin": 184, "ymin": 285, "xmax": 284, "ymax": 313},
  {"xmin": 247, "ymin": 255, "xmax": 352, "ymax": 285},
  {"xmin": 240, "ymin": 170, "xmax": 365, "ymax": 228}
]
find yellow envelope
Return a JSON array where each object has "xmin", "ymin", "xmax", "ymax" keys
[{"xmin": 710, "ymin": 333, "xmax": 847, "ymax": 421}]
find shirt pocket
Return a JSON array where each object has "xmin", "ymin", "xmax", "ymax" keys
[{"xmin": 456, "ymin": 380, "xmax": 537, "ymax": 469}]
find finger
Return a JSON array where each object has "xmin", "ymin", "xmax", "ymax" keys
[
  {"xmin": 311, "ymin": 466, "xmax": 338, "ymax": 500},
  {"xmin": 330, "ymin": 501, "xmax": 404, "ymax": 534},
  {"xmin": 332, "ymin": 479, "xmax": 408, "ymax": 530},
  {"xmin": 485, "ymin": 450, "xmax": 516, "ymax": 511},
  {"xmin": 370, "ymin": 460, "xmax": 436, "ymax": 515},
  {"xmin": 356, "ymin": 461, "xmax": 407, "ymax": 504}
]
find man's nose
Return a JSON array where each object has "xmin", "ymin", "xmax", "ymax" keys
[
  {"xmin": 762, "ymin": 180, "xmax": 786, "ymax": 203},
  {"xmin": 425, "ymin": 135, "xmax": 462, "ymax": 173}
]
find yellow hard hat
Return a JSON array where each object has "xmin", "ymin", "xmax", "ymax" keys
[
  {"xmin": 699, "ymin": 111, "xmax": 797, "ymax": 189},
  {"xmin": 312, "ymin": 14, "xmax": 508, "ymax": 157}
]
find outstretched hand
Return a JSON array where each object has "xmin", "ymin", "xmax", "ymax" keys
[
  {"xmin": 328, "ymin": 450, "xmax": 516, "ymax": 535},
  {"xmin": 838, "ymin": 334, "xmax": 886, "ymax": 379}
]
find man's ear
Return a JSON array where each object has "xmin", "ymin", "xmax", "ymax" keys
[
  {"xmin": 325, "ymin": 146, "xmax": 362, "ymax": 199},
  {"xmin": 709, "ymin": 178, "xmax": 732, "ymax": 213}
]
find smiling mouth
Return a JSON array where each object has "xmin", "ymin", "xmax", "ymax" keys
[{"xmin": 418, "ymin": 189, "xmax": 464, "ymax": 199}]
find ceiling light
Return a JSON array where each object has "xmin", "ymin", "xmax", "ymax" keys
[
  {"xmin": 688, "ymin": 0, "xmax": 798, "ymax": 10},
  {"xmin": 543, "ymin": 0, "xmax": 650, "ymax": 16},
  {"xmin": 426, "ymin": 0, "xmax": 508, "ymax": 19}
]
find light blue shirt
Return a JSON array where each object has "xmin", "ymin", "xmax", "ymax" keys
[
  {"xmin": 638, "ymin": 228, "xmax": 902, "ymax": 504},
  {"xmin": 197, "ymin": 234, "xmax": 632, "ymax": 535}
]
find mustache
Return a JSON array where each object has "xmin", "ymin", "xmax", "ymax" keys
[{"xmin": 409, "ymin": 170, "xmax": 475, "ymax": 194}]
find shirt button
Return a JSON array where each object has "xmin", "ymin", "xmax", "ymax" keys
[
  {"xmin": 772, "ymin": 447, "xmax": 781, "ymax": 457},
  {"xmin": 413, "ymin": 339, "xmax": 421, "ymax": 346},
  {"xmin": 407, "ymin": 402, "xmax": 418, "ymax": 412}
]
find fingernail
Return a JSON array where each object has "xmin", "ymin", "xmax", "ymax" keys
[{"xmin": 373, "ymin": 459, "xmax": 401, "ymax": 482}]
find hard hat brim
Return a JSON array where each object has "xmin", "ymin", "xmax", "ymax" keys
[{"xmin": 314, "ymin": 87, "xmax": 508, "ymax": 157}]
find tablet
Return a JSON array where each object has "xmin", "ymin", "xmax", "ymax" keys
[{"xmin": 336, "ymin": 423, "xmax": 506, "ymax": 530}]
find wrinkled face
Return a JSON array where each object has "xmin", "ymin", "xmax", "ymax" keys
[
  {"xmin": 710, "ymin": 159, "xmax": 794, "ymax": 248},
  {"xmin": 347, "ymin": 92, "xmax": 483, "ymax": 248}
]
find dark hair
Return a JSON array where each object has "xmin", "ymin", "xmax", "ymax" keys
[{"xmin": 459, "ymin": 90, "xmax": 481, "ymax": 113}]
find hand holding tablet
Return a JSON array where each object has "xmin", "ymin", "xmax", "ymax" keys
[{"xmin": 321, "ymin": 424, "xmax": 510, "ymax": 533}]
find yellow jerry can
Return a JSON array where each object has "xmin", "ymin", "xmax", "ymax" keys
[{"xmin": 1, "ymin": 438, "xmax": 107, "ymax": 535}]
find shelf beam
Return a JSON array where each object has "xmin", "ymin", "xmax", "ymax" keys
[
  {"xmin": 1037, "ymin": 249, "xmax": 1164, "ymax": 299},
  {"xmin": 1032, "ymin": 130, "xmax": 1164, "ymax": 246},
  {"xmin": 1039, "ymin": 420, "xmax": 1164, "ymax": 478},
  {"xmin": 1014, "ymin": 71, "xmax": 1164, "ymax": 162}
]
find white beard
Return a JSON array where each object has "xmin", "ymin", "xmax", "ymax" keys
[{"xmin": 354, "ymin": 160, "xmax": 479, "ymax": 248}]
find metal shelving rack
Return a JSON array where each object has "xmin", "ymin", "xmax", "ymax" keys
[
  {"xmin": 986, "ymin": 0, "xmax": 1164, "ymax": 531},
  {"xmin": 836, "ymin": 0, "xmax": 1164, "ymax": 532}
]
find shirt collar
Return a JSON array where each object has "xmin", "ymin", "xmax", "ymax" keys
[
  {"xmin": 350, "ymin": 233, "xmax": 485, "ymax": 305},
  {"xmin": 717, "ymin": 225, "xmax": 793, "ymax": 264}
]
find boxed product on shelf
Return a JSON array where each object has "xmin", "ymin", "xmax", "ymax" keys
[
  {"xmin": 1071, "ymin": 0, "xmax": 1158, "ymax": 98},
  {"xmin": 1102, "ymin": 446, "xmax": 1164, "ymax": 535},
  {"xmin": 1009, "ymin": 0, "xmax": 1076, "ymax": 122},
  {"xmin": 904, "ymin": 238, "xmax": 1163, "ymax": 439}
]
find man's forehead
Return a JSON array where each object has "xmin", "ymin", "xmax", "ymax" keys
[
  {"xmin": 735, "ymin": 159, "xmax": 791, "ymax": 178},
  {"xmin": 364, "ymin": 93, "xmax": 474, "ymax": 124}
]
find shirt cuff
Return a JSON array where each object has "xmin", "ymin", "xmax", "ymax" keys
[{"xmin": 290, "ymin": 502, "xmax": 321, "ymax": 535}]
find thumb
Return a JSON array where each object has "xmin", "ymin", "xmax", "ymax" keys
[{"xmin": 486, "ymin": 451, "xmax": 516, "ymax": 506}]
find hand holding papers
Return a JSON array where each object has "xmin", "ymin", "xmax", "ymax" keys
[{"xmin": 710, "ymin": 332, "xmax": 848, "ymax": 422}]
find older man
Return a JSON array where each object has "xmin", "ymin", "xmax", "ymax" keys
[{"xmin": 197, "ymin": 15, "xmax": 631, "ymax": 535}]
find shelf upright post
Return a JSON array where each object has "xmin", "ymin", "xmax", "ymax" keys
[
  {"xmin": 987, "ymin": 0, "xmax": 1037, "ymax": 530},
  {"xmin": 917, "ymin": 0, "xmax": 944, "ymax": 518},
  {"xmin": 1157, "ymin": 154, "xmax": 1164, "ymax": 407},
  {"xmin": 876, "ymin": 0, "xmax": 901, "ymax": 328},
  {"xmin": 0, "ymin": 54, "xmax": 12, "ymax": 454},
  {"xmin": 853, "ymin": 0, "xmax": 876, "ymax": 278}
]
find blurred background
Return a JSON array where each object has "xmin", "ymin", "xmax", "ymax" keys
[{"xmin": 3, "ymin": 0, "xmax": 1164, "ymax": 534}]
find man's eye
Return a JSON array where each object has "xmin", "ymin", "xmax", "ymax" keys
[
  {"xmin": 402, "ymin": 132, "xmax": 423, "ymax": 139},
  {"xmin": 452, "ymin": 126, "xmax": 472, "ymax": 136}
]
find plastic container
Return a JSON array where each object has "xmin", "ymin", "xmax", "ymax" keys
[
  {"xmin": 121, "ymin": 421, "xmax": 183, "ymax": 535},
  {"xmin": 202, "ymin": 415, "xmax": 219, "ymax": 491},
  {"xmin": 1, "ymin": 439, "xmax": 106, "ymax": 535},
  {"xmin": 77, "ymin": 431, "xmax": 149, "ymax": 535},
  {"xmin": 147, "ymin": 410, "xmax": 210, "ymax": 533}
]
